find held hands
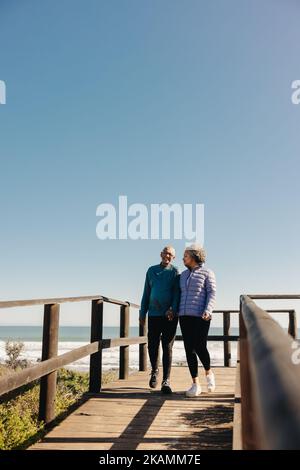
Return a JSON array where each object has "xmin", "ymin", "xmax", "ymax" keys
[{"xmin": 166, "ymin": 308, "xmax": 175, "ymax": 321}]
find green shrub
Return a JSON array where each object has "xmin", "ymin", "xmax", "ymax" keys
[
  {"xmin": 4, "ymin": 340, "xmax": 29, "ymax": 370},
  {"xmin": 0, "ymin": 367, "xmax": 117, "ymax": 450},
  {"xmin": 0, "ymin": 384, "xmax": 42, "ymax": 450}
]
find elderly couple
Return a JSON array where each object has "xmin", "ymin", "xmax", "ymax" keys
[{"xmin": 139, "ymin": 244, "xmax": 216, "ymax": 397}]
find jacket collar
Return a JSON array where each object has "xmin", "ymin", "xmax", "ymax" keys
[{"xmin": 188, "ymin": 264, "xmax": 202, "ymax": 272}]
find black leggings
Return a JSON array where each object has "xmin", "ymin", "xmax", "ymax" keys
[
  {"xmin": 179, "ymin": 315, "xmax": 211, "ymax": 377},
  {"xmin": 147, "ymin": 316, "xmax": 178, "ymax": 380}
]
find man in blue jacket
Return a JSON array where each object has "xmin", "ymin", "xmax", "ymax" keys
[{"xmin": 139, "ymin": 246, "xmax": 180, "ymax": 394}]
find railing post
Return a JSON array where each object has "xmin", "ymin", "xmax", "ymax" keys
[
  {"xmin": 139, "ymin": 317, "xmax": 147, "ymax": 371},
  {"xmin": 39, "ymin": 303, "xmax": 60, "ymax": 423},
  {"xmin": 89, "ymin": 299, "xmax": 103, "ymax": 393},
  {"xmin": 239, "ymin": 297, "xmax": 256, "ymax": 449},
  {"xmin": 119, "ymin": 303, "xmax": 129, "ymax": 379},
  {"xmin": 223, "ymin": 311, "xmax": 231, "ymax": 367},
  {"xmin": 288, "ymin": 310, "xmax": 297, "ymax": 339}
]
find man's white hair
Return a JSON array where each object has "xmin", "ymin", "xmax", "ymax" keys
[{"xmin": 162, "ymin": 245, "xmax": 176, "ymax": 256}]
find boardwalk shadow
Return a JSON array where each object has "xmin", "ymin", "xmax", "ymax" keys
[
  {"xmin": 109, "ymin": 393, "xmax": 164, "ymax": 450},
  {"xmin": 41, "ymin": 389, "xmax": 233, "ymax": 450},
  {"xmin": 164, "ymin": 404, "xmax": 233, "ymax": 450},
  {"xmin": 181, "ymin": 404, "xmax": 233, "ymax": 426}
]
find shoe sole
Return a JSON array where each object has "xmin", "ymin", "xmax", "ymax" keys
[
  {"xmin": 149, "ymin": 383, "xmax": 158, "ymax": 389},
  {"xmin": 186, "ymin": 391, "xmax": 201, "ymax": 397}
]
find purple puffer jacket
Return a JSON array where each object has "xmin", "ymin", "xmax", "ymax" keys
[{"xmin": 179, "ymin": 265, "xmax": 216, "ymax": 317}]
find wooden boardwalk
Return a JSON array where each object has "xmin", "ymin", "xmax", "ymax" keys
[{"xmin": 30, "ymin": 366, "xmax": 236, "ymax": 450}]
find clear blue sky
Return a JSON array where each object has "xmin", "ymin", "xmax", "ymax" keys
[{"xmin": 0, "ymin": 0, "xmax": 299, "ymax": 326}]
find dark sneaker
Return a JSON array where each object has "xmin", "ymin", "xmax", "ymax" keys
[
  {"xmin": 161, "ymin": 379, "xmax": 172, "ymax": 394},
  {"xmin": 149, "ymin": 369, "xmax": 159, "ymax": 388}
]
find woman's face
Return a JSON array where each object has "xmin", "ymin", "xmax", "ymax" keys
[{"xmin": 183, "ymin": 251, "xmax": 194, "ymax": 268}]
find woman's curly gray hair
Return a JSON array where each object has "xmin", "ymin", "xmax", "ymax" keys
[{"xmin": 185, "ymin": 244, "xmax": 206, "ymax": 265}]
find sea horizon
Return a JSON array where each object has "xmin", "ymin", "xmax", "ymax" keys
[
  {"xmin": 1, "ymin": 324, "xmax": 298, "ymax": 373},
  {"xmin": 0, "ymin": 325, "xmax": 241, "ymax": 371},
  {"xmin": 0, "ymin": 325, "xmax": 240, "ymax": 342}
]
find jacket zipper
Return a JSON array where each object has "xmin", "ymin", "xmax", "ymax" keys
[{"xmin": 184, "ymin": 270, "xmax": 193, "ymax": 315}]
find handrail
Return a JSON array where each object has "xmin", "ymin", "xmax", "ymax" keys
[
  {"xmin": 0, "ymin": 296, "xmax": 143, "ymax": 423},
  {"xmin": 0, "ymin": 336, "xmax": 147, "ymax": 397},
  {"xmin": 239, "ymin": 295, "xmax": 300, "ymax": 449},
  {"xmin": 0, "ymin": 295, "xmax": 140, "ymax": 309},
  {"xmin": 247, "ymin": 294, "xmax": 300, "ymax": 300},
  {"xmin": 0, "ymin": 292, "xmax": 297, "ymax": 426}
]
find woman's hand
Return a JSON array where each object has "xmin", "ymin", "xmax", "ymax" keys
[
  {"xmin": 202, "ymin": 311, "xmax": 211, "ymax": 321},
  {"xmin": 166, "ymin": 309, "xmax": 175, "ymax": 321}
]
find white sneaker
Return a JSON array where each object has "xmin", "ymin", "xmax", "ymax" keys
[
  {"xmin": 206, "ymin": 372, "xmax": 215, "ymax": 392},
  {"xmin": 185, "ymin": 383, "xmax": 201, "ymax": 397}
]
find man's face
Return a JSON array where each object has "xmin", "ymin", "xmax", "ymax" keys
[{"xmin": 160, "ymin": 248, "xmax": 175, "ymax": 266}]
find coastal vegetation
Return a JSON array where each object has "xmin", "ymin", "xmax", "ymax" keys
[{"xmin": 0, "ymin": 340, "xmax": 117, "ymax": 449}]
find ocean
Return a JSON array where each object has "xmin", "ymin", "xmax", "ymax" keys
[
  {"xmin": 2, "ymin": 325, "xmax": 297, "ymax": 372},
  {"xmin": 0, "ymin": 325, "xmax": 241, "ymax": 372}
]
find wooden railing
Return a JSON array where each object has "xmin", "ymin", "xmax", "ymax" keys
[
  {"xmin": 176, "ymin": 309, "xmax": 296, "ymax": 367},
  {"xmin": 0, "ymin": 295, "xmax": 297, "ymax": 428},
  {"xmin": 0, "ymin": 296, "xmax": 145, "ymax": 424},
  {"xmin": 237, "ymin": 294, "xmax": 300, "ymax": 450}
]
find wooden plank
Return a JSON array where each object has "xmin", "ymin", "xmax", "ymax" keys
[
  {"xmin": 103, "ymin": 337, "xmax": 147, "ymax": 347},
  {"xmin": 0, "ymin": 342, "xmax": 99, "ymax": 396},
  {"xmin": 176, "ymin": 335, "xmax": 239, "ymax": 341},
  {"xmin": 139, "ymin": 317, "xmax": 147, "ymax": 371},
  {"xmin": 247, "ymin": 294, "xmax": 300, "ymax": 300},
  {"xmin": 240, "ymin": 295, "xmax": 300, "ymax": 449},
  {"xmin": 0, "ymin": 336, "xmax": 147, "ymax": 397},
  {"xmin": 223, "ymin": 312, "xmax": 231, "ymax": 366},
  {"xmin": 288, "ymin": 310, "xmax": 297, "ymax": 339},
  {"xmin": 233, "ymin": 359, "xmax": 242, "ymax": 450},
  {"xmin": 0, "ymin": 295, "xmax": 140, "ymax": 309},
  {"xmin": 239, "ymin": 304, "xmax": 256, "ymax": 450},
  {"xmin": 38, "ymin": 303, "xmax": 60, "ymax": 423},
  {"xmin": 30, "ymin": 367, "xmax": 235, "ymax": 451},
  {"xmin": 89, "ymin": 299, "xmax": 104, "ymax": 393},
  {"xmin": 119, "ymin": 304, "xmax": 130, "ymax": 379}
]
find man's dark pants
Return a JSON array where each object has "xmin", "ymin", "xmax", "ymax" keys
[{"xmin": 147, "ymin": 316, "xmax": 178, "ymax": 381}]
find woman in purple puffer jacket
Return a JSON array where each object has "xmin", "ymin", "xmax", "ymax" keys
[{"xmin": 179, "ymin": 244, "xmax": 216, "ymax": 397}]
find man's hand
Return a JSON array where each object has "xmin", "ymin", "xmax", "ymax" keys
[
  {"xmin": 166, "ymin": 309, "xmax": 175, "ymax": 321},
  {"xmin": 139, "ymin": 317, "xmax": 146, "ymax": 327},
  {"xmin": 202, "ymin": 311, "xmax": 212, "ymax": 321}
]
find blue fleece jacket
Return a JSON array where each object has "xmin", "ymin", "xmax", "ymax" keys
[{"xmin": 139, "ymin": 263, "xmax": 180, "ymax": 319}]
